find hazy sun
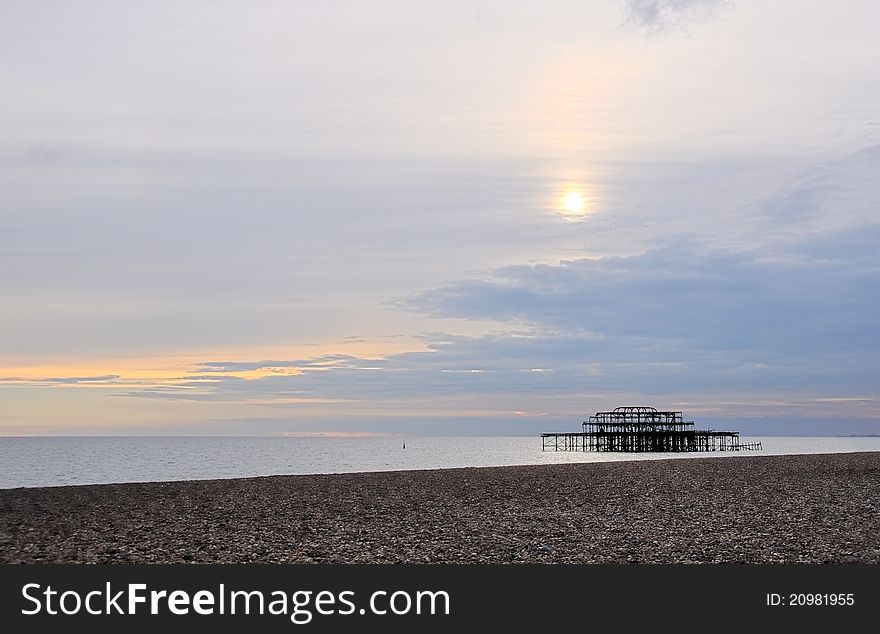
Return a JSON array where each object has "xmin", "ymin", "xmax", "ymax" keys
[{"xmin": 562, "ymin": 190, "xmax": 586, "ymax": 215}]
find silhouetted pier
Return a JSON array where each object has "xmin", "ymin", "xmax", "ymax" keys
[{"xmin": 542, "ymin": 406, "xmax": 762, "ymax": 453}]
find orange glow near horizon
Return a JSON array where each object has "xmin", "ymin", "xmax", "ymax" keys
[{"xmin": 0, "ymin": 337, "xmax": 428, "ymax": 387}]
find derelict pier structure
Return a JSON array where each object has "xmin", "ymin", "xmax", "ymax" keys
[{"xmin": 541, "ymin": 406, "xmax": 762, "ymax": 453}]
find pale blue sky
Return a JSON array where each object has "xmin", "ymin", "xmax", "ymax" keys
[{"xmin": 2, "ymin": 1, "xmax": 878, "ymax": 434}]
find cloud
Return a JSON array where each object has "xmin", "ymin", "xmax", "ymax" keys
[
  {"xmin": 194, "ymin": 355, "xmax": 387, "ymax": 374},
  {"xmin": 113, "ymin": 217, "xmax": 880, "ymax": 405},
  {"xmin": 46, "ymin": 375, "xmax": 122, "ymax": 384},
  {"xmin": 0, "ymin": 374, "xmax": 122, "ymax": 386},
  {"xmin": 398, "ymin": 227, "xmax": 880, "ymax": 356},
  {"xmin": 748, "ymin": 144, "xmax": 880, "ymax": 242},
  {"xmin": 623, "ymin": 0, "xmax": 729, "ymax": 32},
  {"xmin": 106, "ymin": 141, "xmax": 880, "ymax": 419},
  {"xmin": 9, "ymin": 142, "xmax": 879, "ymax": 432}
]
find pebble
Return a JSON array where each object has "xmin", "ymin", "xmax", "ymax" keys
[{"xmin": 0, "ymin": 452, "xmax": 878, "ymax": 564}]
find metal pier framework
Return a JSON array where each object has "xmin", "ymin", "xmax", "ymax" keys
[{"xmin": 542, "ymin": 406, "xmax": 762, "ymax": 453}]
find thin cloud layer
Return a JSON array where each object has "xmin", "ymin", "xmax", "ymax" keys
[
  {"xmin": 3, "ymin": 2, "xmax": 879, "ymax": 434},
  {"xmin": 399, "ymin": 227, "xmax": 880, "ymax": 358},
  {"xmin": 623, "ymin": 0, "xmax": 729, "ymax": 32},
  {"xmin": 104, "ymin": 219, "xmax": 878, "ymax": 412},
  {"xmin": 9, "ymin": 145, "xmax": 879, "ymax": 431}
]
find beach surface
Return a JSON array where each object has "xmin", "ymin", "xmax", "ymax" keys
[{"xmin": 1, "ymin": 452, "xmax": 878, "ymax": 563}]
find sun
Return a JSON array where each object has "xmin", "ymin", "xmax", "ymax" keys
[{"xmin": 561, "ymin": 190, "xmax": 586, "ymax": 215}]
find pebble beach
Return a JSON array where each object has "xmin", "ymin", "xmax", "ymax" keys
[{"xmin": 1, "ymin": 452, "xmax": 878, "ymax": 564}]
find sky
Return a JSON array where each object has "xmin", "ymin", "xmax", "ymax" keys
[{"xmin": 2, "ymin": 0, "xmax": 878, "ymax": 435}]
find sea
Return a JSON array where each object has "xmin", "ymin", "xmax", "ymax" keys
[{"xmin": 1, "ymin": 436, "xmax": 879, "ymax": 489}]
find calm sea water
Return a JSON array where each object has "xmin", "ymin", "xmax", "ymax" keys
[{"xmin": 1, "ymin": 436, "xmax": 878, "ymax": 489}]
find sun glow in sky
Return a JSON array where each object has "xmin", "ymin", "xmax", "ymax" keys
[
  {"xmin": 2, "ymin": 1, "xmax": 880, "ymax": 436},
  {"xmin": 561, "ymin": 190, "xmax": 588, "ymax": 217}
]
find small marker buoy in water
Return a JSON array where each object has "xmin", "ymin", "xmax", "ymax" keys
[{"xmin": 402, "ymin": 442, "xmax": 406, "ymax": 449}]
